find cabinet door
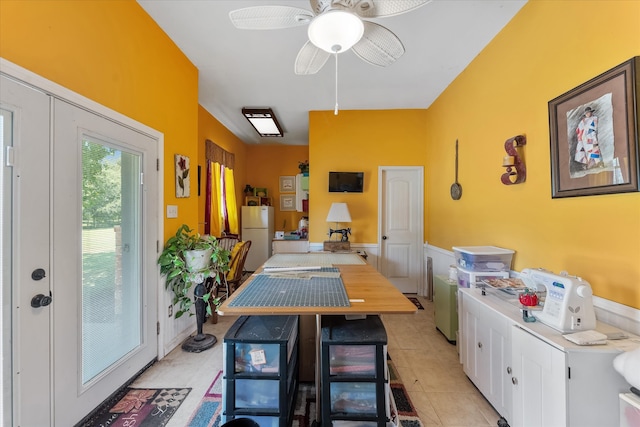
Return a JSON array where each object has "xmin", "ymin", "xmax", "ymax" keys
[
  {"xmin": 511, "ymin": 326, "xmax": 567, "ymax": 427},
  {"xmin": 460, "ymin": 295, "xmax": 489, "ymax": 388},
  {"xmin": 485, "ymin": 308, "xmax": 512, "ymax": 421}
]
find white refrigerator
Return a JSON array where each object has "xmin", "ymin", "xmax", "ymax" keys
[{"xmin": 241, "ymin": 206, "xmax": 275, "ymax": 271}]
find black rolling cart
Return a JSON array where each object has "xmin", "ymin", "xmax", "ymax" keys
[
  {"xmin": 222, "ymin": 315, "xmax": 299, "ymax": 426},
  {"xmin": 321, "ymin": 315, "xmax": 390, "ymax": 426}
]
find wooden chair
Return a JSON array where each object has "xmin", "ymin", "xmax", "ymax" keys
[
  {"xmin": 217, "ymin": 233, "xmax": 240, "ymax": 252},
  {"xmin": 214, "ymin": 240, "xmax": 252, "ymax": 300}
]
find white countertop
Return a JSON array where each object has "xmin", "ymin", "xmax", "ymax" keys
[{"xmin": 460, "ymin": 286, "xmax": 640, "ymax": 354}]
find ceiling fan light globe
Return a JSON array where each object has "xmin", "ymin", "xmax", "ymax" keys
[{"xmin": 308, "ymin": 10, "xmax": 364, "ymax": 53}]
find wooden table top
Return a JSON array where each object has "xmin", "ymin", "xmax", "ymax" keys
[{"xmin": 217, "ymin": 263, "xmax": 417, "ymax": 316}]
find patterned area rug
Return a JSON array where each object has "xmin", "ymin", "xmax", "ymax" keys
[
  {"xmin": 408, "ymin": 297, "xmax": 424, "ymax": 310},
  {"xmin": 187, "ymin": 356, "xmax": 423, "ymax": 426},
  {"xmin": 78, "ymin": 387, "xmax": 191, "ymax": 426}
]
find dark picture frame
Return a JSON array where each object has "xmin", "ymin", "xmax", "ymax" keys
[{"xmin": 548, "ymin": 57, "xmax": 639, "ymax": 198}]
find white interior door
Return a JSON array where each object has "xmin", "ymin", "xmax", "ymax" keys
[
  {"xmin": 1, "ymin": 73, "xmax": 159, "ymax": 426},
  {"xmin": 378, "ymin": 166, "xmax": 424, "ymax": 293}
]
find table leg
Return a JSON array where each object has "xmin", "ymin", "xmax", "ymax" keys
[{"xmin": 314, "ymin": 313, "xmax": 322, "ymax": 426}]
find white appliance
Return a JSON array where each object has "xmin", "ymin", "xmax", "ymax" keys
[
  {"xmin": 520, "ymin": 267, "xmax": 596, "ymax": 333},
  {"xmin": 241, "ymin": 206, "xmax": 274, "ymax": 271}
]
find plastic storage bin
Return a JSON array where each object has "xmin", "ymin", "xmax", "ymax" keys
[
  {"xmin": 456, "ymin": 266, "xmax": 509, "ymax": 288},
  {"xmin": 321, "ymin": 315, "xmax": 390, "ymax": 427},
  {"xmin": 222, "ymin": 315, "xmax": 299, "ymax": 426},
  {"xmin": 452, "ymin": 246, "xmax": 514, "ymax": 272}
]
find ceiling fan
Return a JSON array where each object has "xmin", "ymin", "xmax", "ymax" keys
[{"xmin": 229, "ymin": 0, "xmax": 431, "ymax": 75}]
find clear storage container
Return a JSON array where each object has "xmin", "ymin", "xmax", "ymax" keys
[
  {"xmin": 330, "ymin": 382, "xmax": 377, "ymax": 415},
  {"xmin": 235, "ymin": 379, "xmax": 280, "ymax": 409},
  {"xmin": 456, "ymin": 266, "xmax": 509, "ymax": 288},
  {"xmin": 329, "ymin": 345, "xmax": 377, "ymax": 376},
  {"xmin": 452, "ymin": 246, "xmax": 514, "ymax": 272}
]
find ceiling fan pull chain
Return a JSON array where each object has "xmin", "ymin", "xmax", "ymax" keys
[{"xmin": 334, "ymin": 51, "xmax": 339, "ymax": 115}]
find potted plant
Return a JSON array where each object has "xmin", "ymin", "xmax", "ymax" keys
[
  {"xmin": 298, "ymin": 160, "xmax": 309, "ymax": 174},
  {"xmin": 158, "ymin": 224, "xmax": 231, "ymax": 318}
]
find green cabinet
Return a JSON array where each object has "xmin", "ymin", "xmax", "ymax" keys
[{"xmin": 434, "ymin": 275, "xmax": 458, "ymax": 342}]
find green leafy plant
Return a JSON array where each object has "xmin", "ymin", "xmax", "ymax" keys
[
  {"xmin": 298, "ymin": 160, "xmax": 309, "ymax": 173},
  {"xmin": 158, "ymin": 224, "xmax": 230, "ymax": 318}
]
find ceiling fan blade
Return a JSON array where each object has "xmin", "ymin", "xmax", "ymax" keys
[
  {"xmin": 309, "ymin": 0, "xmax": 330, "ymax": 15},
  {"xmin": 294, "ymin": 41, "xmax": 330, "ymax": 75},
  {"xmin": 352, "ymin": 21, "xmax": 405, "ymax": 67},
  {"xmin": 354, "ymin": 0, "xmax": 431, "ymax": 18},
  {"xmin": 229, "ymin": 6, "xmax": 314, "ymax": 30}
]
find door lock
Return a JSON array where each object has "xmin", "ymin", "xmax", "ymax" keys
[
  {"xmin": 31, "ymin": 293, "xmax": 52, "ymax": 308},
  {"xmin": 382, "ymin": 235, "xmax": 388, "ymax": 240},
  {"xmin": 31, "ymin": 268, "xmax": 46, "ymax": 281}
]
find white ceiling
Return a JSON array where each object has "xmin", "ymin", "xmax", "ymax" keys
[{"xmin": 137, "ymin": 0, "xmax": 527, "ymax": 146}]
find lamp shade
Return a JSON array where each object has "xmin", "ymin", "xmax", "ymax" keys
[
  {"xmin": 326, "ymin": 202, "xmax": 351, "ymax": 223},
  {"xmin": 308, "ymin": 10, "xmax": 364, "ymax": 53}
]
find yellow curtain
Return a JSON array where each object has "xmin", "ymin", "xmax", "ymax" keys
[
  {"xmin": 209, "ymin": 161, "xmax": 223, "ymax": 237},
  {"xmin": 224, "ymin": 167, "xmax": 238, "ymax": 234}
]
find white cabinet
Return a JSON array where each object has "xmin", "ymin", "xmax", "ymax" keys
[
  {"xmin": 459, "ymin": 288, "xmax": 633, "ymax": 427},
  {"xmin": 511, "ymin": 325, "xmax": 566, "ymax": 427},
  {"xmin": 272, "ymin": 239, "xmax": 309, "ymax": 254},
  {"xmin": 295, "ymin": 174, "xmax": 308, "ymax": 212},
  {"xmin": 460, "ymin": 293, "xmax": 511, "ymax": 421}
]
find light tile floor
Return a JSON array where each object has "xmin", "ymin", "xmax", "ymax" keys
[{"xmin": 131, "ymin": 295, "xmax": 501, "ymax": 426}]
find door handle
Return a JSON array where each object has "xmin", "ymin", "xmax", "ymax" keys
[
  {"xmin": 31, "ymin": 292, "xmax": 52, "ymax": 308},
  {"xmin": 382, "ymin": 235, "xmax": 388, "ymax": 240}
]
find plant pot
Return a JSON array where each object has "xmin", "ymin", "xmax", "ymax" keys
[{"xmin": 185, "ymin": 248, "xmax": 213, "ymax": 272}]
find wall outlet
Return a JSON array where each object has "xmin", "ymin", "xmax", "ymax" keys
[
  {"xmin": 168, "ymin": 305, "xmax": 173, "ymax": 317},
  {"xmin": 166, "ymin": 205, "xmax": 178, "ymax": 218}
]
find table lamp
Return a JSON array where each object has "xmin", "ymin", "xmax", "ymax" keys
[{"xmin": 324, "ymin": 202, "xmax": 352, "ymax": 251}]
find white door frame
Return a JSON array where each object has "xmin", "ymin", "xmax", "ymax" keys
[
  {"xmin": 0, "ymin": 58, "xmax": 166, "ymax": 421},
  {"xmin": 377, "ymin": 165, "xmax": 424, "ymax": 293}
]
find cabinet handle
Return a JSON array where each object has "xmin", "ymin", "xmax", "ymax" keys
[
  {"xmin": 477, "ymin": 342, "xmax": 483, "ymax": 349},
  {"xmin": 512, "ymin": 377, "xmax": 518, "ymax": 385},
  {"xmin": 507, "ymin": 367, "xmax": 512, "ymax": 374}
]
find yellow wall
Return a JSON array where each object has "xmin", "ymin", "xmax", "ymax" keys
[
  {"xmin": 308, "ymin": 110, "xmax": 428, "ymax": 243},
  {"xmin": 307, "ymin": 3, "xmax": 639, "ymax": 309},
  {"xmin": 197, "ymin": 105, "xmax": 248, "ymax": 235},
  {"xmin": 245, "ymin": 145, "xmax": 309, "ymax": 233},
  {"xmin": 424, "ymin": 0, "xmax": 640, "ymax": 307},
  {"xmin": 0, "ymin": 0, "xmax": 199, "ymax": 240}
]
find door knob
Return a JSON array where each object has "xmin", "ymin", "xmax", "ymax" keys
[
  {"xmin": 382, "ymin": 235, "xmax": 388, "ymax": 240},
  {"xmin": 31, "ymin": 293, "xmax": 52, "ymax": 308}
]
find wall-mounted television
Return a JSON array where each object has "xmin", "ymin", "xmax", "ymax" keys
[{"xmin": 328, "ymin": 171, "xmax": 364, "ymax": 193}]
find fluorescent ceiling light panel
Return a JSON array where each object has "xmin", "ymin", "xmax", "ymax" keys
[{"xmin": 242, "ymin": 108, "xmax": 284, "ymax": 137}]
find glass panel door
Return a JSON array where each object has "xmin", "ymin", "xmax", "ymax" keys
[{"xmin": 81, "ymin": 140, "xmax": 142, "ymax": 384}]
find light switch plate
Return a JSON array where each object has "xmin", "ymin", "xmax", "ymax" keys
[{"xmin": 166, "ymin": 205, "xmax": 178, "ymax": 218}]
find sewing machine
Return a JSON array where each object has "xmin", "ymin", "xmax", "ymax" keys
[
  {"xmin": 520, "ymin": 268, "xmax": 596, "ymax": 333},
  {"xmin": 329, "ymin": 228, "xmax": 351, "ymax": 242}
]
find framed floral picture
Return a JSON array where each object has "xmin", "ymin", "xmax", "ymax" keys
[{"xmin": 175, "ymin": 154, "xmax": 190, "ymax": 198}]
